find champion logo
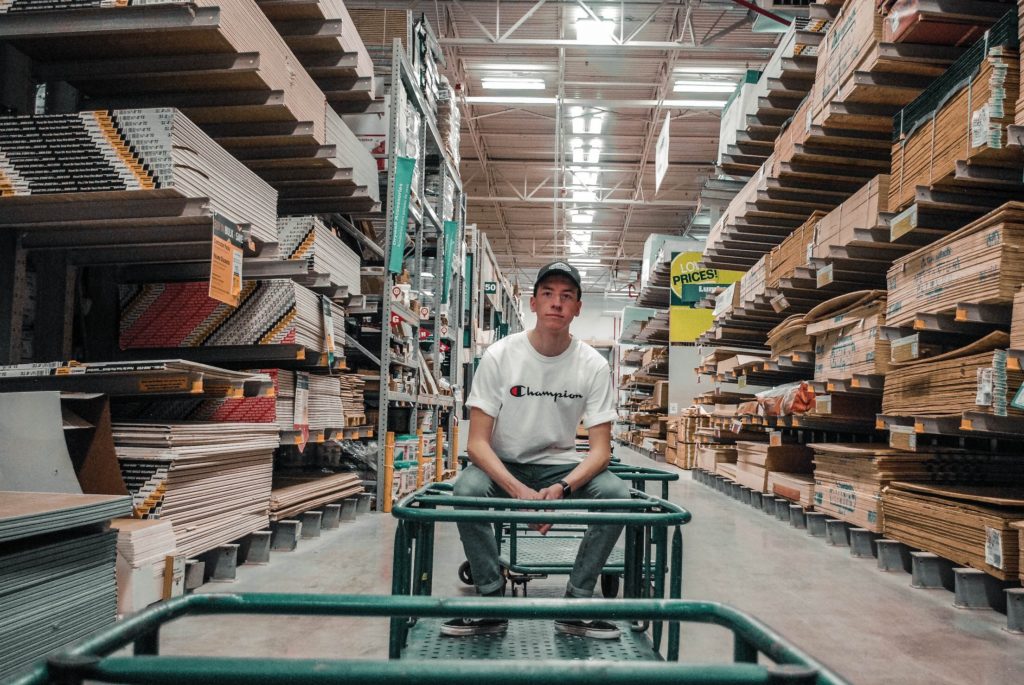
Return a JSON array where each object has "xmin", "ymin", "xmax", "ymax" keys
[{"xmin": 510, "ymin": 385, "xmax": 583, "ymax": 401}]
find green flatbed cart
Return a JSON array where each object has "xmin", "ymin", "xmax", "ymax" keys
[{"xmin": 12, "ymin": 593, "xmax": 849, "ymax": 685}]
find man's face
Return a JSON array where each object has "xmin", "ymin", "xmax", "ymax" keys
[{"xmin": 530, "ymin": 275, "xmax": 582, "ymax": 332}]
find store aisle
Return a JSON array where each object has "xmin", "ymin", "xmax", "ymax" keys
[{"xmin": 160, "ymin": 447, "xmax": 1024, "ymax": 684}]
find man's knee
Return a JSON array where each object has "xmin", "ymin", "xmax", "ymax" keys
[
  {"xmin": 454, "ymin": 465, "xmax": 495, "ymax": 498},
  {"xmin": 588, "ymin": 470, "xmax": 630, "ymax": 500}
]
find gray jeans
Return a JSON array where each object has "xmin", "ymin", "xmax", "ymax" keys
[{"xmin": 454, "ymin": 462, "xmax": 630, "ymax": 597}]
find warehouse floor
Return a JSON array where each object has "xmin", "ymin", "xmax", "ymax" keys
[{"xmin": 160, "ymin": 446, "xmax": 1024, "ymax": 684}]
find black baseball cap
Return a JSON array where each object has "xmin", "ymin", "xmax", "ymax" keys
[{"xmin": 534, "ymin": 261, "xmax": 582, "ymax": 297}]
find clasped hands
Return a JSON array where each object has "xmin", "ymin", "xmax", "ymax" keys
[{"xmin": 511, "ymin": 482, "xmax": 566, "ymax": 536}]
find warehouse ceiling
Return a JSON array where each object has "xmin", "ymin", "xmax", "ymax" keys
[{"xmin": 350, "ymin": 0, "xmax": 786, "ymax": 293}]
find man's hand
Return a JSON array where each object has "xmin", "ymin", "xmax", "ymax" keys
[
  {"xmin": 531, "ymin": 484, "xmax": 564, "ymax": 535},
  {"xmin": 510, "ymin": 482, "xmax": 543, "ymax": 501}
]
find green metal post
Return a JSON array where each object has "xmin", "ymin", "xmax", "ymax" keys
[
  {"xmin": 667, "ymin": 527, "xmax": 684, "ymax": 661},
  {"xmin": 734, "ymin": 635, "xmax": 758, "ymax": 663},
  {"xmin": 389, "ymin": 522, "xmax": 412, "ymax": 658},
  {"xmin": 133, "ymin": 628, "xmax": 159, "ymax": 656}
]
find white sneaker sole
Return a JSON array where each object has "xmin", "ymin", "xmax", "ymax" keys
[
  {"xmin": 440, "ymin": 622, "xmax": 509, "ymax": 637},
  {"xmin": 553, "ymin": 622, "xmax": 621, "ymax": 640}
]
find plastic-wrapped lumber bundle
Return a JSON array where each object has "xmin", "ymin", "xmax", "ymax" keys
[
  {"xmin": 278, "ymin": 216, "xmax": 362, "ymax": 294},
  {"xmin": 890, "ymin": 12, "xmax": 1020, "ymax": 212},
  {"xmin": 882, "ymin": 482, "xmax": 1024, "ymax": 580},
  {"xmin": 806, "ymin": 290, "xmax": 890, "ymax": 381},
  {"xmin": 883, "ymin": 0, "xmax": 1012, "ymax": 46},
  {"xmin": 882, "ymin": 331, "xmax": 1024, "ymax": 417},
  {"xmin": 119, "ymin": 280, "xmax": 346, "ymax": 356},
  {"xmin": 0, "ymin": 109, "xmax": 277, "ymax": 242},
  {"xmin": 113, "ymin": 423, "xmax": 279, "ymax": 558},
  {"xmin": 884, "ymin": 202, "xmax": 1024, "ymax": 327}
]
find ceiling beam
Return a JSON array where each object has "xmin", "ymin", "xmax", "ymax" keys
[
  {"xmin": 439, "ymin": 37, "xmax": 774, "ymax": 52},
  {"xmin": 461, "ymin": 96, "xmax": 729, "ymax": 108},
  {"xmin": 467, "ymin": 195, "xmax": 698, "ymax": 207}
]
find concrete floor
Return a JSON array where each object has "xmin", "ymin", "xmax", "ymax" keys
[{"xmin": 161, "ymin": 446, "xmax": 1024, "ymax": 684}]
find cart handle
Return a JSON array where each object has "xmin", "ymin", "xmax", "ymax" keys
[{"xmin": 19, "ymin": 594, "xmax": 847, "ymax": 685}]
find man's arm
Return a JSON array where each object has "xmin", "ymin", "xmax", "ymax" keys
[
  {"xmin": 466, "ymin": 407, "xmax": 541, "ymax": 500},
  {"xmin": 538, "ymin": 421, "xmax": 612, "ymax": 501}
]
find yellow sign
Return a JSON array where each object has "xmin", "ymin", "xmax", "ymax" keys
[
  {"xmin": 209, "ymin": 219, "xmax": 244, "ymax": 307},
  {"xmin": 669, "ymin": 251, "xmax": 743, "ymax": 343}
]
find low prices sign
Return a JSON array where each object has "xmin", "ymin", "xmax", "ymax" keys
[{"xmin": 669, "ymin": 251, "xmax": 743, "ymax": 343}]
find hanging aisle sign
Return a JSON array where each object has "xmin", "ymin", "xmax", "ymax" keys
[
  {"xmin": 442, "ymin": 220, "xmax": 458, "ymax": 304},
  {"xmin": 669, "ymin": 251, "xmax": 743, "ymax": 343},
  {"xmin": 388, "ymin": 156, "xmax": 417, "ymax": 273}
]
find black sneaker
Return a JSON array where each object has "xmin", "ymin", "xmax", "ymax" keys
[
  {"xmin": 553, "ymin": 618, "xmax": 621, "ymax": 639},
  {"xmin": 440, "ymin": 617, "xmax": 509, "ymax": 637}
]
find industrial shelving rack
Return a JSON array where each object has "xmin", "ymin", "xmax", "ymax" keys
[{"xmin": 374, "ymin": 37, "xmax": 465, "ymax": 507}]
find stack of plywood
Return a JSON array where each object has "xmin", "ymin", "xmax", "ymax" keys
[
  {"xmin": 113, "ymin": 423, "xmax": 279, "ymax": 558},
  {"xmin": 278, "ymin": 216, "xmax": 363, "ymax": 294},
  {"xmin": 811, "ymin": 443, "xmax": 1024, "ymax": 532},
  {"xmin": 882, "ymin": 332, "xmax": 1024, "ymax": 417},
  {"xmin": 767, "ymin": 472, "xmax": 815, "ymax": 509},
  {"xmin": 809, "ymin": 175, "xmax": 890, "ymax": 261},
  {"xmin": 806, "ymin": 290, "xmax": 890, "ymax": 381},
  {"xmin": 883, "ymin": 0, "xmax": 1011, "ymax": 46},
  {"xmin": 738, "ymin": 255, "xmax": 768, "ymax": 308},
  {"xmin": 890, "ymin": 44, "xmax": 1020, "ymax": 212},
  {"xmin": 767, "ymin": 315, "xmax": 812, "ymax": 359},
  {"xmin": 339, "ymin": 374, "xmax": 367, "ymax": 425},
  {"xmin": 308, "ymin": 374, "xmax": 344, "ymax": 431},
  {"xmin": 767, "ymin": 211, "xmax": 826, "ymax": 289},
  {"xmin": 109, "ymin": 518, "xmax": 178, "ymax": 615},
  {"xmin": 697, "ymin": 444, "xmax": 737, "ymax": 473},
  {"xmin": 1013, "ymin": 287, "xmax": 1024, "ymax": 349},
  {"xmin": 733, "ymin": 441, "xmax": 813, "ymax": 494},
  {"xmin": 885, "ymin": 202, "xmax": 1024, "ymax": 327},
  {"xmin": 882, "ymin": 482, "xmax": 1024, "ymax": 580},
  {"xmin": 269, "ymin": 472, "xmax": 362, "ymax": 521}
]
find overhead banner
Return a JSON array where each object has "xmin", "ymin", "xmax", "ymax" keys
[
  {"xmin": 655, "ymin": 113, "xmax": 670, "ymax": 193},
  {"xmin": 388, "ymin": 156, "xmax": 417, "ymax": 273},
  {"xmin": 669, "ymin": 251, "xmax": 743, "ymax": 343},
  {"xmin": 442, "ymin": 220, "xmax": 458, "ymax": 304}
]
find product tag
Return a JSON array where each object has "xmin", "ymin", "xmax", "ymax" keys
[
  {"xmin": 976, "ymin": 367, "xmax": 994, "ymax": 406},
  {"xmin": 321, "ymin": 295, "xmax": 335, "ymax": 366},
  {"xmin": 294, "ymin": 372, "xmax": 310, "ymax": 449},
  {"xmin": 209, "ymin": 217, "xmax": 244, "ymax": 307},
  {"xmin": 985, "ymin": 526, "xmax": 1003, "ymax": 569}
]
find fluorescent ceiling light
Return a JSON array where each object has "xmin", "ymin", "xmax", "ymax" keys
[
  {"xmin": 572, "ymin": 148, "xmax": 586, "ymax": 164},
  {"xmin": 587, "ymin": 148, "xmax": 601, "ymax": 164},
  {"xmin": 590, "ymin": 138, "xmax": 603, "ymax": 149},
  {"xmin": 572, "ymin": 189, "xmax": 597, "ymax": 202},
  {"xmin": 589, "ymin": 115, "xmax": 604, "ymax": 135},
  {"xmin": 569, "ymin": 212, "xmax": 594, "ymax": 225},
  {"xmin": 575, "ymin": 18, "xmax": 616, "ymax": 44},
  {"xmin": 674, "ymin": 80, "xmax": 737, "ymax": 93},
  {"xmin": 570, "ymin": 137, "xmax": 584, "ymax": 148},
  {"xmin": 665, "ymin": 99, "xmax": 728, "ymax": 108},
  {"xmin": 570, "ymin": 257, "xmax": 602, "ymax": 264},
  {"xmin": 479, "ymin": 63, "xmax": 555, "ymax": 72},
  {"xmin": 572, "ymin": 118, "xmax": 586, "ymax": 134},
  {"xmin": 675, "ymin": 66, "xmax": 746, "ymax": 74},
  {"xmin": 481, "ymin": 78, "xmax": 545, "ymax": 90}
]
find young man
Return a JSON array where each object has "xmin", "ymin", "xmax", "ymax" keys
[{"xmin": 441, "ymin": 261, "xmax": 629, "ymax": 639}]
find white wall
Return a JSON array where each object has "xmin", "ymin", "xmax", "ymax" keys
[{"xmin": 519, "ymin": 293, "xmax": 630, "ymax": 341}]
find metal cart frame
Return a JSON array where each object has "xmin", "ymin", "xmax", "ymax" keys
[{"xmin": 12, "ymin": 593, "xmax": 849, "ymax": 685}]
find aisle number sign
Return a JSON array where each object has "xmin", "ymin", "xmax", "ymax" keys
[
  {"xmin": 484, "ymin": 281, "xmax": 498, "ymax": 294},
  {"xmin": 669, "ymin": 251, "xmax": 743, "ymax": 343}
]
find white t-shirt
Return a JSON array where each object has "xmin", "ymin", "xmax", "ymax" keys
[{"xmin": 466, "ymin": 332, "xmax": 617, "ymax": 465}]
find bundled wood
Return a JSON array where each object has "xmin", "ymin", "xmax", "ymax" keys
[
  {"xmin": 810, "ymin": 175, "xmax": 890, "ymax": 260},
  {"xmin": 766, "ymin": 315, "xmax": 812, "ymax": 358},
  {"xmin": 767, "ymin": 472, "xmax": 815, "ymax": 509},
  {"xmin": 883, "ymin": 0, "xmax": 1011, "ymax": 46},
  {"xmin": 885, "ymin": 202, "xmax": 1024, "ymax": 327},
  {"xmin": 882, "ymin": 482, "xmax": 1024, "ymax": 580},
  {"xmin": 734, "ymin": 441, "xmax": 813, "ymax": 493},
  {"xmin": 890, "ymin": 44, "xmax": 1020, "ymax": 212},
  {"xmin": 883, "ymin": 332, "xmax": 1024, "ymax": 416},
  {"xmin": 767, "ymin": 211, "xmax": 826, "ymax": 289},
  {"xmin": 340, "ymin": 374, "xmax": 367, "ymax": 425},
  {"xmin": 716, "ymin": 462, "xmax": 738, "ymax": 481},
  {"xmin": 811, "ymin": 443, "xmax": 1024, "ymax": 532},
  {"xmin": 0, "ymin": 109, "xmax": 277, "ymax": 242},
  {"xmin": 697, "ymin": 445, "xmax": 737, "ymax": 472},
  {"xmin": 119, "ymin": 280, "xmax": 346, "ymax": 356},
  {"xmin": 738, "ymin": 255, "xmax": 768, "ymax": 308},
  {"xmin": 114, "ymin": 424, "xmax": 278, "ymax": 558},
  {"xmin": 806, "ymin": 290, "xmax": 890, "ymax": 381},
  {"xmin": 269, "ymin": 472, "xmax": 362, "ymax": 521},
  {"xmin": 1013, "ymin": 287, "xmax": 1024, "ymax": 348},
  {"xmin": 109, "ymin": 518, "xmax": 178, "ymax": 615},
  {"xmin": 1014, "ymin": 520, "xmax": 1024, "ymax": 582},
  {"xmin": 308, "ymin": 373, "xmax": 344, "ymax": 430}
]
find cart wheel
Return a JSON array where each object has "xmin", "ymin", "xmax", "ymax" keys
[
  {"xmin": 600, "ymin": 573, "xmax": 620, "ymax": 598},
  {"xmin": 458, "ymin": 561, "xmax": 473, "ymax": 585}
]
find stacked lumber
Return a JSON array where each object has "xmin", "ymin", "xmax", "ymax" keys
[
  {"xmin": 738, "ymin": 255, "xmax": 768, "ymax": 309},
  {"xmin": 767, "ymin": 472, "xmax": 815, "ymax": 509},
  {"xmin": 0, "ymin": 109, "xmax": 277, "ymax": 242},
  {"xmin": 109, "ymin": 518, "xmax": 178, "ymax": 615},
  {"xmin": 733, "ymin": 441, "xmax": 813, "ymax": 494},
  {"xmin": 882, "ymin": 332, "xmax": 1024, "ymax": 416},
  {"xmin": 766, "ymin": 211, "xmax": 826, "ymax": 289},
  {"xmin": 766, "ymin": 315, "xmax": 812, "ymax": 358},
  {"xmin": 0, "ymin": 493, "xmax": 130, "ymax": 680},
  {"xmin": 119, "ymin": 281, "xmax": 346, "ymax": 356},
  {"xmin": 811, "ymin": 443, "xmax": 1024, "ymax": 532},
  {"xmin": 883, "ymin": 0, "xmax": 1011, "ymax": 46},
  {"xmin": 890, "ymin": 42, "xmax": 1020, "ymax": 212},
  {"xmin": 809, "ymin": 175, "xmax": 890, "ymax": 260},
  {"xmin": 885, "ymin": 202, "xmax": 1024, "ymax": 327},
  {"xmin": 1013, "ymin": 288, "xmax": 1024, "ymax": 348},
  {"xmin": 113, "ymin": 423, "xmax": 278, "ymax": 558},
  {"xmin": 308, "ymin": 373, "xmax": 344, "ymax": 430},
  {"xmin": 806, "ymin": 290, "xmax": 890, "ymax": 381},
  {"xmin": 882, "ymin": 482, "xmax": 1024, "ymax": 580},
  {"xmin": 269, "ymin": 472, "xmax": 362, "ymax": 521},
  {"xmin": 675, "ymin": 408, "xmax": 702, "ymax": 470},
  {"xmin": 716, "ymin": 462, "xmax": 738, "ymax": 481},
  {"xmin": 340, "ymin": 374, "xmax": 367, "ymax": 425},
  {"xmin": 278, "ymin": 216, "xmax": 364, "ymax": 295},
  {"xmin": 697, "ymin": 444, "xmax": 737, "ymax": 473}
]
